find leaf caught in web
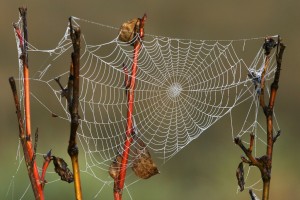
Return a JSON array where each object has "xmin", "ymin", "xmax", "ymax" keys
[
  {"xmin": 52, "ymin": 156, "xmax": 74, "ymax": 183},
  {"xmin": 118, "ymin": 18, "xmax": 140, "ymax": 43},
  {"xmin": 131, "ymin": 137, "xmax": 159, "ymax": 179},
  {"xmin": 108, "ymin": 154, "xmax": 122, "ymax": 180},
  {"xmin": 236, "ymin": 162, "xmax": 245, "ymax": 191}
]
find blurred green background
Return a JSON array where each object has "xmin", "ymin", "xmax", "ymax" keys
[{"xmin": 1, "ymin": 0, "xmax": 299, "ymax": 199}]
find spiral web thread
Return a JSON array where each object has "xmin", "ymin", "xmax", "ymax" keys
[{"xmin": 7, "ymin": 16, "xmax": 280, "ymax": 199}]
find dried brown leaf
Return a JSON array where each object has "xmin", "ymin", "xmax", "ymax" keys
[
  {"xmin": 118, "ymin": 18, "xmax": 140, "ymax": 43},
  {"xmin": 131, "ymin": 138, "xmax": 159, "ymax": 179},
  {"xmin": 52, "ymin": 156, "xmax": 74, "ymax": 183},
  {"xmin": 109, "ymin": 154, "xmax": 122, "ymax": 180},
  {"xmin": 236, "ymin": 161, "xmax": 245, "ymax": 191}
]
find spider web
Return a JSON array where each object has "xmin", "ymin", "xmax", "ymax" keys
[{"xmin": 6, "ymin": 16, "xmax": 280, "ymax": 199}]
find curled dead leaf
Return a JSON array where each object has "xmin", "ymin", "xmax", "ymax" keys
[
  {"xmin": 131, "ymin": 138, "xmax": 159, "ymax": 179},
  {"xmin": 109, "ymin": 154, "xmax": 122, "ymax": 180},
  {"xmin": 52, "ymin": 156, "xmax": 74, "ymax": 183},
  {"xmin": 236, "ymin": 161, "xmax": 245, "ymax": 191},
  {"xmin": 118, "ymin": 18, "xmax": 140, "ymax": 43}
]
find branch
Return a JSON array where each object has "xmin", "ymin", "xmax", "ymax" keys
[
  {"xmin": 53, "ymin": 18, "xmax": 82, "ymax": 199},
  {"xmin": 40, "ymin": 150, "xmax": 52, "ymax": 189},
  {"xmin": 54, "ymin": 77, "xmax": 69, "ymax": 100},
  {"xmin": 235, "ymin": 36, "xmax": 286, "ymax": 200},
  {"xmin": 234, "ymin": 136, "xmax": 261, "ymax": 167},
  {"xmin": 114, "ymin": 14, "xmax": 146, "ymax": 200},
  {"xmin": 67, "ymin": 17, "xmax": 83, "ymax": 200},
  {"xmin": 9, "ymin": 77, "xmax": 44, "ymax": 200},
  {"xmin": 260, "ymin": 37, "xmax": 276, "ymax": 109},
  {"xmin": 261, "ymin": 37, "xmax": 285, "ymax": 200},
  {"xmin": 11, "ymin": 7, "xmax": 45, "ymax": 199},
  {"xmin": 18, "ymin": 6, "xmax": 32, "ymax": 142},
  {"xmin": 269, "ymin": 39, "xmax": 286, "ymax": 110}
]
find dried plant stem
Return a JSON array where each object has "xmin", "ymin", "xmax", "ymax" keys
[
  {"xmin": 115, "ymin": 14, "xmax": 146, "ymax": 200},
  {"xmin": 67, "ymin": 17, "xmax": 83, "ymax": 200},
  {"xmin": 261, "ymin": 38, "xmax": 285, "ymax": 200},
  {"xmin": 118, "ymin": 40, "xmax": 142, "ymax": 187},
  {"xmin": 17, "ymin": 7, "xmax": 32, "ymax": 142},
  {"xmin": 9, "ymin": 77, "xmax": 44, "ymax": 200},
  {"xmin": 235, "ymin": 36, "xmax": 286, "ymax": 200},
  {"xmin": 10, "ymin": 7, "xmax": 45, "ymax": 200}
]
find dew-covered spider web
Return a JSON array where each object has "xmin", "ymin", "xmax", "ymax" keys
[{"xmin": 7, "ymin": 16, "xmax": 281, "ymax": 199}]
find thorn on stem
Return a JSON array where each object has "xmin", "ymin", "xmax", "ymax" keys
[
  {"xmin": 31, "ymin": 128, "xmax": 39, "ymax": 167},
  {"xmin": 273, "ymin": 130, "xmax": 281, "ymax": 143},
  {"xmin": 241, "ymin": 156, "xmax": 251, "ymax": 164},
  {"xmin": 54, "ymin": 77, "xmax": 68, "ymax": 98},
  {"xmin": 44, "ymin": 149, "xmax": 52, "ymax": 159}
]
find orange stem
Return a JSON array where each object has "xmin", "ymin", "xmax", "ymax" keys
[
  {"xmin": 117, "ymin": 35, "xmax": 141, "ymax": 199},
  {"xmin": 13, "ymin": 7, "xmax": 45, "ymax": 200},
  {"xmin": 40, "ymin": 151, "xmax": 52, "ymax": 188},
  {"xmin": 116, "ymin": 14, "xmax": 146, "ymax": 200},
  {"xmin": 24, "ymin": 65, "xmax": 32, "ymax": 139}
]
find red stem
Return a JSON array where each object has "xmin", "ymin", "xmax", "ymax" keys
[
  {"xmin": 24, "ymin": 66, "xmax": 32, "ymax": 139},
  {"xmin": 14, "ymin": 7, "xmax": 45, "ymax": 199},
  {"xmin": 40, "ymin": 152, "xmax": 52, "ymax": 188},
  {"xmin": 116, "ymin": 14, "xmax": 146, "ymax": 200},
  {"xmin": 118, "ymin": 41, "xmax": 140, "ymax": 188},
  {"xmin": 15, "ymin": 27, "xmax": 23, "ymax": 47}
]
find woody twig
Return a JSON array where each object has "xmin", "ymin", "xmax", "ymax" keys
[
  {"xmin": 234, "ymin": 36, "xmax": 286, "ymax": 200},
  {"xmin": 10, "ymin": 7, "xmax": 45, "ymax": 200},
  {"xmin": 110, "ymin": 14, "xmax": 146, "ymax": 200},
  {"xmin": 66, "ymin": 17, "xmax": 83, "ymax": 200}
]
